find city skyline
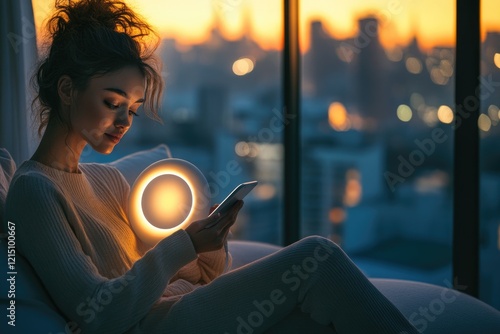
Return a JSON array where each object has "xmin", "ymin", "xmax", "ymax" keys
[{"xmin": 32, "ymin": 0, "xmax": 500, "ymax": 52}]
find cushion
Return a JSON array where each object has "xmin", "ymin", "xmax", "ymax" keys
[
  {"xmin": 109, "ymin": 144, "xmax": 171, "ymax": 186},
  {"xmin": 0, "ymin": 236, "xmax": 69, "ymax": 333},
  {"xmin": 228, "ymin": 240, "xmax": 283, "ymax": 269},
  {"xmin": 0, "ymin": 148, "xmax": 16, "ymax": 234},
  {"xmin": 372, "ymin": 278, "xmax": 500, "ymax": 334}
]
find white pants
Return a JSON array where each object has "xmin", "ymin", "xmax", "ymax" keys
[{"xmin": 136, "ymin": 236, "xmax": 418, "ymax": 334}]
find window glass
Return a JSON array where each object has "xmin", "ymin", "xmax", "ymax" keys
[
  {"xmin": 300, "ymin": 0, "xmax": 455, "ymax": 290},
  {"xmin": 480, "ymin": 0, "xmax": 500, "ymax": 310}
]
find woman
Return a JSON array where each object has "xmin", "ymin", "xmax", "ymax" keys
[{"xmin": 5, "ymin": 1, "xmax": 418, "ymax": 333}]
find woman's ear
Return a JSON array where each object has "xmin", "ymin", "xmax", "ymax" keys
[{"xmin": 57, "ymin": 75, "xmax": 73, "ymax": 106}]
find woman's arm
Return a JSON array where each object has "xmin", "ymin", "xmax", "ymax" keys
[
  {"xmin": 5, "ymin": 173, "xmax": 197, "ymax": 334},
  {"xmin": 169, "ymin": 246, "xmax": 232, "ymax": 285}
]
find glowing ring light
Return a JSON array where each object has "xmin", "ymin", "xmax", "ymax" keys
[{"xmin": 129, "ymin": 158, "xmax": 209, "ymax": 246}]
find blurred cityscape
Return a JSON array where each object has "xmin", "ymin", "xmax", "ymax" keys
[{"xmin": 82, "ymin": 16, "xmax": 500, "ymax": 309}]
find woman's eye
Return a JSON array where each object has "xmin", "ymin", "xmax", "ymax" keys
[
  {"xmin": 104, "ymin": 101, "xmax": 119, "ymax": 109},
  {"xmin": 129, "ymin": 110, "xmax": 139, "ymax": 117}
]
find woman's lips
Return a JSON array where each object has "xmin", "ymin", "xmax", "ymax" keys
[{"xmin": 105, "ymin": 133, "xmax": 122, "ymax": 143}]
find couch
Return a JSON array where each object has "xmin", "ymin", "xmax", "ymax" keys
[{"xmin": 1, "ymin": 145, "xmax": 500, "ymax": 333}]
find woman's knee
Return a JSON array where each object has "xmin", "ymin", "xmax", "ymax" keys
[
  {"xmin": 297, "ymin": 235, "xmax": 339, "ymax": 252},
  {"xmin": 290, "ymin": 236, "xmax": 342, "ymax": 264}
]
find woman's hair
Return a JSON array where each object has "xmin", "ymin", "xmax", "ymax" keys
[{"xmin": 32, "ymin": 0, "xmax": 163, "ymax": 135}]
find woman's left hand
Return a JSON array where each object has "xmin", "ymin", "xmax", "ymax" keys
[{"xmin": 185, "ymin": 200, "xmax": 243, "ymax": 253}]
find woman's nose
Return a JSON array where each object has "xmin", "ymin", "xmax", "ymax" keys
[{"xmin": 114, "ymin": 108, "xmax": 131, "ymax": 128}]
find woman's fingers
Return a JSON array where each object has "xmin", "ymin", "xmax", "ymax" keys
[
  {"xmin": 186, "ymin": 201, "xmax": 244, "ymax": 253},
  {"xmin": 215, "ymin": 200, "xmax": 243, "ymax": 231}
]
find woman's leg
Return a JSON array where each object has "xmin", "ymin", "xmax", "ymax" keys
[{"xmin": 137, "ymin": 236, "xmax": 418, "ymax": 334}]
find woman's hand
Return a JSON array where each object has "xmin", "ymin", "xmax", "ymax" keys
[{"xmin": 185, "ymin": 200, "xmax": 243, "ymax": 253}]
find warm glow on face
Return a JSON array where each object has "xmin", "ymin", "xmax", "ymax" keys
[{"xmin": 129, "ymin": 159, "xmax": 209, "ymax": 246}]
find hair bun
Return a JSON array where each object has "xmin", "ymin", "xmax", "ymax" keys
[{"xmin": 48, "ymin": 0, "xmax": 152, "ymax": 42}]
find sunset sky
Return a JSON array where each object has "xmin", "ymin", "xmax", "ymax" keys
[{"xmin": 32, "ymin": 0, "xmax": 500, "ymax": 52}]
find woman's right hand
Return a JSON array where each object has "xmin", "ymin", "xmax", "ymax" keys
[{"xmin": 185, "ymin": 200, "xmax": 243, "ymax": 253}]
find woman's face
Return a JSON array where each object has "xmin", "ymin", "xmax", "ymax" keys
[{"xmin": 70, "ymin": 66, "xmax": 146, "ymax": 154}]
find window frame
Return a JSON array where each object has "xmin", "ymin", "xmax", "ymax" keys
[{"xmin": 282, "ymin": 0, "xmax": 481, "ymax": 297}]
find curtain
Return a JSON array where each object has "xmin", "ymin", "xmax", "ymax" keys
[{"xmin": 0, "ymin": 0, "xmax": 38, "ymax": 164}]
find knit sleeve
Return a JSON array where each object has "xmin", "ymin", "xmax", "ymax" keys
[
  {"xmin": 169, "ymin": 245, "xmax": 232, "ymax": 285},
  {"xmin": 5, "ymin": 173, "xmax": 197, "ymax": 334}
]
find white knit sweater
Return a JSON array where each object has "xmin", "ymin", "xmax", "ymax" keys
[{"xmin": 4, "ymin": 160, "xmax": 230, "ymax": 334}]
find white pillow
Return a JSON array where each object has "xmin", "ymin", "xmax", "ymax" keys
[{"xmin": 109, "ymin": 144, "xmax": 171, "ymax": 187}]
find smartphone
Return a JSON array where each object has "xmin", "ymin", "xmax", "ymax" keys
[{"xmin": 206, "ymin": 181, "xmax": 258, "ymax": 225}]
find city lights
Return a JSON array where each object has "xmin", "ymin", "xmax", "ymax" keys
[
  {"xmin": 253, "ymin": 183, "xmax": 276, "ymax": 200},
  {"xmin": 437, "ymin": 105, "xmax": 454, "ymax": 124},
  {"xmin": 494, "ymin": 53, "xmax": 500, "ymax": 68},
  {"xmin": 430, "ymin": 67, "xmax": 449, "ymax": 85},
  {"xmin": 235, "ymin": 141, "xmax": 258, "ymax": 158},
  {"xmin": 405, "ymin": 57, "xmax": 423, "ymax": 74},
  {"xmin": 488, "ymin": 105, "xmax": 500, "ymax": 125},
  {"xmin": 410, "ymin": 93, "xmax": 425, "ymax": 111},
  {"xmin": 478, "ymin": 114, "xmax": 492, "ymax": 132},
  {"xmin": 386, "ymin": 47, "xmax": 403, "ymax": 62},
  {"xmin": 329, "ymin": 208, "xmax": 346, "ymax": 225},
  {"xmin": 328, "ymin": 102, "xmax": 351, "ymax": 131},
  {"xmin": 233, "ymin": 58, "xmax": 255, "ymax": 76},
  {"xmin": 344, "ymin": 169, "xmax": 362, "ymax": 207},
  {"xmin": 421, "ymin": 107, "xmax": 439, "ymax": 127},
  {"xmin": 397, "ymin": 104, "xmax": 413, "ymax": 122}
]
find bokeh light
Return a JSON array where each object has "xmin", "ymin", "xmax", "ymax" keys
[
  {"xmin": 478, "ymin": 114, "xmax": 492, "ymax": 132},
  {"xmin": 494, "ymin": 53, "xmax": 500, "ymax": 68},
  {"xmin": 329, "ymin": 207, "xmax": 346, "ymax": 225},
  {"xmin": 437, "ymin": 105, "xmax": 454, "ymax": 124},
  {"xmin": 406, "ymin": 57, "xmax": 423, "ymax": 74},
  {"xmin": 488, "ymin": 105, "xmax": 499, "ymax": 125},
  {"xmin": 232, "ymin": 58, "xmax": 255, "ymax": 76},
  {"xmin": 397, "ymin": 104, "xmax": 413, "ymax": 122},
  {"xmin": 328, "ymin": 102, "xmax": 351, "ymax": 131}
]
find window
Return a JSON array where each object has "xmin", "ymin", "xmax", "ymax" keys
[
  {"xmin": 300, "ymin": 0, "xmax": 455, "ymax": 289},
  {"xmin": 480, "ymin": 0, "xmax": 500, "ymax": 310}
]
